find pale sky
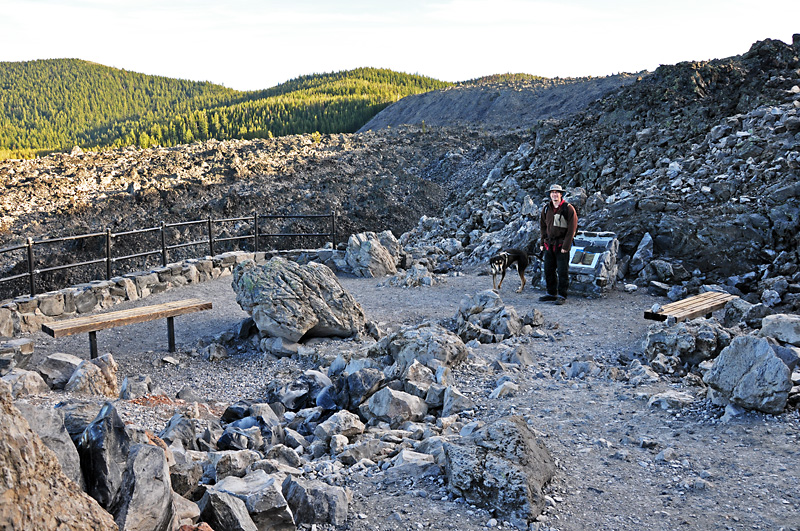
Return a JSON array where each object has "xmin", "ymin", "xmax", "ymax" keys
[{"xmin": 2, "ymin": 0, "xmax": 798, "ymax": 91}]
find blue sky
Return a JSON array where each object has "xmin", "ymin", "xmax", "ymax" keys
[{"xmin": 2, "ymin": 0, "xmax": 798, "ymax": 91}]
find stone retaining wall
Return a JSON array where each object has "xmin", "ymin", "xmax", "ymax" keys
[{"xmin": 0, "ymin": 248, "xmax": 340, "ymax": 339}]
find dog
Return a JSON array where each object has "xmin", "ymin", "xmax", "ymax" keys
[{"xmin": 490, "ymin": 249, "xmax": 529, "ymax": 292}]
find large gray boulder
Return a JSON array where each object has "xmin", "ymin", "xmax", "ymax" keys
[
  {"xmin": 723, "ymin": 298, "xmax": 774, "ymax": 328},
  {"xmin": 761, "ymin": 313, "xmax": 800, "ymax": 346},
  {"xmin": 170, "ymin": 460, "xmax": 204, "ymax": 500},
  {"xmin": 37, "ymin": 352, "xmax": 83, "ymax": 389},
  {"xmin": 198, "ymin": 489, "xmax": 258, "ymax": 531},
  {"xmin": 211, "ymin": 469, "xmax": 295, "ymax": 530},
  {"xmin": 642, "ymin": 319, "xmax": 734, "ymax": 374},
  {"xmin": 703, "ymin": 335, "xmax": 793, "ymax": 414},
  {"xmin": 0, "ymin": 338, "xmax": 34, "ymax": 375},
  {"xmin": 16, "ymin": 403, "xmax": 85, "ymax": 490},
  {"xmin": 364, "ymin": 387, "xmax": 428, "ymax": 424},
  {"xmin": 212, "ymin": 450, "xmax": 263, "ymax": 483},
  {"xmin": 172, "ymin": 490, "xmax": 201, "ymax": 530},
  {"xmin": 0, "ymin": 385, "xmax": 117, "ymax": 530},
  {"xmin": 1, "ymin": 368, "xmax": 50, "ymax": 397},
  {"xmin": 232, "ymin": 258, "xmax": 365, "ymax": 343},
  {"xmin": 55, "ymin": 399, "xmax": 103, "ymax": 444},
  {"xmin": 344, "ymin": 231, "xmax": 397, "ymax": 278},
  {"xmin": 368, "ymin": 322, "xmax": 468, "ymax": 374},
  {"xmin": 629, "ymin": 232, "xmax": 653, "ymax": 275},
  {"xmin": 65, "ymin": 354, "xmax": 120, "ymax": 398},
  {"xmin": 159, "ymin": 412, "xmax": 201, "ymax": 451},
  {"xmin": 109, "ymin": 444, "xmax": 174, "ymax": 531},
  {"xmin": 282, "ymin": 476, "xmax": 350, "ymax": 526},
  {"xmin": 377, "ymin": 229, "xmax": 401, "ymax": 261},
  {"xmin": 455, "ymin": 290, "xmax": 524, "ymax": 343},
  {"xmin": 771, "ymin": 342, "xmax": 800, "ymax": 372},
  {"xmin": 333, "ymin": 367, "xmax": 385, "ymax": 410},
  {"xmin": 442, "ymin": 386, "xmax": 475, "ymax": 416},
  {"xmin": 402, "ymin": 360, "xmax": 436, "ymax": 398},
  {"xmin": 77, "ymin": 402, "xmax": 131, "ymax": 509},
  {"xmin": 313, "ymin": 410, "xmax": 365, "ymax": 443},
  {"xmin": 443, "ymin": 416, "xmax": 556, "ymax": 528}
]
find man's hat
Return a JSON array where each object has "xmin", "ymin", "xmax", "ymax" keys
[{"xmin": 547, "ymin": 184, "xmax": 565, "ymax": 194}]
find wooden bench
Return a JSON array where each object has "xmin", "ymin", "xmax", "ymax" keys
[
  {"xmin": 644, "ymin": 291, "xmax": 738, "ymax": 323},
  {"xmin": 41, "ymin": 298, "xmax": 212, "ymax": 359}
]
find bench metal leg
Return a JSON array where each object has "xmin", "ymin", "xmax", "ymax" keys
[
  {"xmin": 167, "ymin": 316, "xmax": 176, "ymax": 352},
  {"xmin": 89, "ymin": 331, "xmax": 98, "ymax": 359}
]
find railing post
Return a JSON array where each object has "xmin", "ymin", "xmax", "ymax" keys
[
  {"xmin": 105, "ymin": 228, "xmax": 112, "ymax": 280},
  {"xmin": 161, "ymin": 222, "xmax": 167, "ymax": 266},
  {"xmin": 331, "ymin": 211, "xmax": 337, "ymax": 250},
  {"xmin": 253, "ymin": 212, "xmax": 259, "ymax": 253},
  {"xmin": 208, "ymin": 217, "xmax": 215, "ymax": 257},
  {"xmin": 26, "ymin": 237, "xmax": 35, "ymax": 296}
]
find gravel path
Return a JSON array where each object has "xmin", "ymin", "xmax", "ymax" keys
[{"xmin": 22, "ymin": 269, "xmax": 800, "ymax": 531}]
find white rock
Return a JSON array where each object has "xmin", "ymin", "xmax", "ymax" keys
[{"xmin": 648, "ymin": 390, "xmax": 694, "ymax": 409}]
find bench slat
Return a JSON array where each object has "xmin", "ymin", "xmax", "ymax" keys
[
  {"xmin": 644, "ymin": 292, "xmax": 737, "ymax": 322},
  {"xmin": 657, "ymin": 291, "xmax": 732, "ymax": 312},
  {"xmin": 666, "ymin": 299, "xmax": 733, "ymax": 321},
  {"xmin": 41, "ymin": 298, "xmax": 212, "ymax": 338}
]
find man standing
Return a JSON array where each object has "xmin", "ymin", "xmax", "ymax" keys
[{"xmin": 539, "ymin": 184, "xmax": 578, "ymax": 305}]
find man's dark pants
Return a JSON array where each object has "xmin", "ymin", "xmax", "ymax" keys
[{"xmin": 543, "ymin": 248, "xmax": 570, "ymax": 298}]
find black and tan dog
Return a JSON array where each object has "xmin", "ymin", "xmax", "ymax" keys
[{"xmin": 490, "ymin": 249, "xmax": 529, "ymax": 292}]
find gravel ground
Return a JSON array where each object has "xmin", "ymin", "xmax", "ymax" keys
[{"xmin": 21, "ymin": 268, "xmax": 800, "ymax": 531}]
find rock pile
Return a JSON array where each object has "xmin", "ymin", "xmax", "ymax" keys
[
  {"xmin": 643, "ymin": 316, "xmax": 735, "ymax": 375},
  {"xmin": 0, "ymin": 383, "xmax": 118, "ymax": 530},
  {"xmin": 0, "ymin": 126, "xmax": 520, "ymax": 298},
  {"xmin": 380, "ymin": 263, "xmax": 439, "ymax": 288},
  {"xmin": 3, "ymin": 34, "xmax": 800, "ymax": 530},
  {"xmin": 443, "ymin": 416, "xmax": 556, "ymax": 528},
  {"xmin": 358, "ymin": 73, "xmax": 640, "ymax": 132},
  {"xmin": 454, "ymin": 290, "xmax": 528, "ymax": 344},
  {"xmin": 343, "ymin": 231, "xmax": 399, "ymax": 278},
  {"xmin": 4, "ymin": 39, "xmax": 799, "ymax": 312},
  {"xmin": 397, "ymin": 37, "xmax": 800, "ymax": 311},
  {"xmin": 4, "ymin": 264, "xmax": 560, "ymax": 530},
  {"xmin": 643, "ymin": 310, "xmax": 800, "ymax": 414}
]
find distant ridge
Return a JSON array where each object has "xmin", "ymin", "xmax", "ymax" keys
[{"xmin": 358, "ymin": 73, "xmax": 643, "ymax": 132}]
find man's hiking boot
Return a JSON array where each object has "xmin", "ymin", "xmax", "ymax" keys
[
  {"xmin": 538, "ymin": 294, "xmax": 557, "ymax": 302},
  {"xmin": 554, "ymin": 296, "xmax": 567, "ymax": 305}
]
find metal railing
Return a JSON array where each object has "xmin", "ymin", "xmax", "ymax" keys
[{"xmin": 0, "ymin": 211, "xmax": 337, "ymax": 298}]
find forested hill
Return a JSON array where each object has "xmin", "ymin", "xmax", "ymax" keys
[{"xmin": 0, "ymin": 60, "xmax": 451, "ymax": 159}]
